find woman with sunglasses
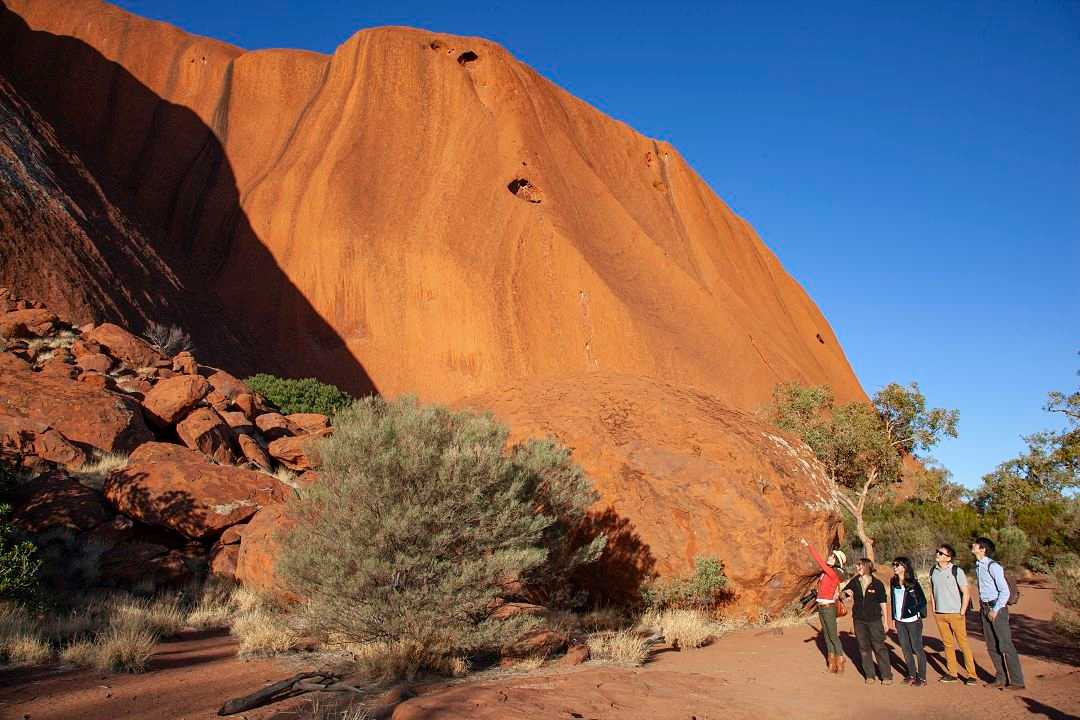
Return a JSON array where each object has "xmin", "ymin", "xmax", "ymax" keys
[
  {"xmin": 888, "ymin": 556, "xmax": 928, "ymax": 686},
  {"xmin": 799, "ymin": 537, "xmax": 847, "ymax": 674}
]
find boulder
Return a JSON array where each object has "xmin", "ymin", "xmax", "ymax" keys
[
  {"xmin": 38, "ymin": 356, "xmax": 78, "ymax": 379},
  {"xmin": 99, "ymin": 542, "xmax": 192, "ymax": 590},
  {"xmin": 206, "ymin": 370, "xmax": 249, "ymax": 400},
  {"xmin": 560, "ymin": 643, "xmax": 590, "ymax": 666},
  {"xmin": 267, "ymin": 429, "xmax": 329, "ymax": 470},
  {"xmin": 235, "ymin": 504, "xmax": 298, "ymax": 602},
  {"xmin": 103, "ymin": 442, "xmax": 291, "ymax": 540},
  {"xmin": 13, "ymin": 473, "xmax": 110, "ymax": 532},
  {"xmin": 115, "ymin": 376, "xmax": 153, "ymax": 397},
  {"xmin": 461, "ymin": 374, "xmax": 843, "ymax": 615},
  {"xmin": 220, "ymin": 411, "xmax": 254, "ymax": 433},
  {"xmin": 254, "ymin": 412, "xmax": 297, "ymax": 440},
  {"xmin": 0, "ymin": 308, "xmax": 58, "ymax": 338},
  {"xmin": 209, "ymin": 544, "xmax": 240, "ymax": 580},
  {"xmin": 490, "ymin": 602, "xmax": 547, "ymax": 621},
  {"xmin": 176, "ymin": 407, "xmax": 238, "ymax": 465},
  {"xmin": 286, "ymin": 413, "xmax": 331, "ymax": 433},
  {"xmin": 172, "ymin": 351, "xmax": 198, "ymax": 375},
  {"xmin": 237, "ymin": 433, "xmax": 274, "ymax": 472},
  {"xmin": 0, "ymin": 352, "xmax": 151, "ymax": 452},
  {"xmin": 75, "ymin": 352, "xmax": 113, "ymax": 374},
  {"xmin": 233, "ymin": 393, "xmax": 257, "ymax": 419},
  {"xmin": 32, "ymin": 428, "xmax": 88, "ymax": 468},
  {"xmin": 85, "ymin": 323, "xmax": 163, "ymax": 368},
  {"xmin": 219, "ymin": 523, "xmax": 246, "ymax": 545},
  {"xmin": 70, "ymin": 339, "xmax": 103, "ymax": 358},
  {"xmin": 78, "ymin": 372, "xmax": 110, "ymax": 390},
  {"xmin": 205, "ymin": 389, "xmax": 230, "ymax": 410},
  {"xmin": 502, "ymin": 629, "xmax": 568, "ymax": 659},
  {"xmin": 141, "ymin": 375, "xmax": 211, "ymax": 427}
]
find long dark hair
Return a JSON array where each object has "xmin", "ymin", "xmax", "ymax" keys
[{"xmin": 891, "ymin": 556, "xmax": 916, "ymax": 588}]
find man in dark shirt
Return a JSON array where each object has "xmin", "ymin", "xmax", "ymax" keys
[{"xmin": 841, "ymin": 558, "xmax": 894, "ymax": 684}]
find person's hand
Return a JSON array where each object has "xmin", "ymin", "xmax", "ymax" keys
[
  {"xmin": 799, "ymin": 538, "xmax": 808, "ymax": 547},
  {"xmin": 989, "ymin": 609, "xmax": 998, "ymax": 622}
]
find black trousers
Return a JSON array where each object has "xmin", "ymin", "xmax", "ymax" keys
[
  {"xmin": 981, "ymin": 606, "xmax": 1025, "ymax": 686},
  {"xmin": 895, "ymin": 619, "xmax": 927, "ymax": 681},
  {"xmin": 853, "ymin": 619, "xmax": 893, "ymax": 681}
]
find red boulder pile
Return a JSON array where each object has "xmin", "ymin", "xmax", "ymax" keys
[{"xmin": 0, "ymin": 287, "xmax": 332, "ymax": 593}]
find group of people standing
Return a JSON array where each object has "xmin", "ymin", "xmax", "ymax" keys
[{"xmin": 800, "ymin": 536, "xmax": 1025, "ymax": 690}]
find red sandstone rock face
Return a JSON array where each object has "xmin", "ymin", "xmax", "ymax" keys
[
  {"xmin": 176, "ymin": 407, "xmax": 238, "ymax": 465},
  {"xmin": 234, "ymin": 504, "xmax": 296, "ymax": 600},
  {"xmin": 1, "ymin": 0, "xmax": 865, "ymax": 415},
  {"xmin": 462, "ymin": 374, "xmax": 842, "ymax": 614},
  {"xmin": 0, "ymin": 349, "xmax": 151, "ymax": 453},
  {"xmin": 237, "ymin": 434, "xmax": 273, "ymax": 473},
  {"xmin": 267, "ymin": 430, "xmax": 329, "ymax": 471},
  {"xmin": 103, "ymin": 442, "xmax": 291, "ymax": 540},
  {"xmin": 13, "ymin": 473, "xmax": 111, "ymax": 533},
  {"xmin": 141, "ymin": 375, "xmax": 211, "ymax": 428},
  {"xmin": 85, "ymin": 324, "xmax": 162, "ymax": 369},
  {"xmin": 0, "ymin": 308, "xmax": 57, "ymax": 338}
]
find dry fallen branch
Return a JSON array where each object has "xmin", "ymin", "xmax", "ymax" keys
[{"xmin": 217, "ymin": 671, "xmax": 363, "ymax": 715}]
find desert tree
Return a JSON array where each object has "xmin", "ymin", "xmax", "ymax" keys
[{"xmin": 770, "ymin": 382, "xmax": 958, "ymax": 562}]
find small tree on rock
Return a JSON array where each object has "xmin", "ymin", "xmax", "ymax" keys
[
  {"xmin": 277, "ymin": 396, "xmax": 604, "ymax": 664},
  {"xmin": 770, "ymin": 381, "xmax": 958, "ymax": 562}
]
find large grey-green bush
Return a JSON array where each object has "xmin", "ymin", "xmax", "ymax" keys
[{"xmin": 277, "ymin": 396, "xmax": 604, "ymax": 660}]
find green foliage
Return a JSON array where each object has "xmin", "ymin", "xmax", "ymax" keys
[
  {"xmin": 277, "ymin": 396, "xmax": 604, "ymax": 660},
  {"xmin": 874, "ymin": 382, "xmax": 959, "ymax": 456},
  {"xmin": 1052, "ymin": 553, "xmax": 1080, "ymax": 638},
  {"xmin": 911, "ymin": 461, "xmax": 966, "ymax": 508},
  {"xmin": 863, "ymin": 500, "xmax": 981, "ymax": 571},
  {"xmin": 244, "ymin": 374, "xmax": 354, "ymax": 416},
  {"xmin": 974, "ymin": 382, "xmax": 1079, "ymax": 522},
  {"xmin": 640, "ymin": 556, "xmax": 729, "ymax": 612},
  {"xmin": 987, "ymin": 526, "xmax": 1031, "ymax": 569},
  {"xmin": 0, "ymin": 504, "xmax": 39, "ymax": 601}
]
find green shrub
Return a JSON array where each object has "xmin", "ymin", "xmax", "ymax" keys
[
  {"xmin": 988, "ymin": 526, "xmax": 1031, "ymax": 569},
  {"xmin": 277, "ymin": 396, "xmax": 604, "ymax": 665},
  {"xmin": 245, "ymin": 374, "xmax": 354, "ymax": 416},
  {"xmin": 640, "ymin": 556, "xmax": 729, "ymax": 611},
  {"xmin": 0, "ymin": 504, "xmax": 39, "ymax": 601},
  {"xmin": 1052, "ymin": 554, "xmax": 1080, "ymax": 638}
]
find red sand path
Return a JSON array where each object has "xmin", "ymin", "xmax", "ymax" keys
[{"xmin": 1, "ymin": 581, "xmax": 1077, "ymax": 720}]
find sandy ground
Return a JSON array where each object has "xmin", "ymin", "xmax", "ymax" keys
[{"xmin": 2, "ymin": 579, "xmax": 1077, "ymax": 720}]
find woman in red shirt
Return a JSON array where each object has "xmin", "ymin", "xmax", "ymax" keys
[{"xmin": 800, "ymin": 537, "xmax": 847, "ymax": 674}]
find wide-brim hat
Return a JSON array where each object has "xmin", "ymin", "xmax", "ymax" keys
[{"xmin": 832, "ymin": 549, "xmax": 847, "ymax": 566}]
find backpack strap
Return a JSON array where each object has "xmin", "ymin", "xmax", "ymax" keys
[{"xmin": 951, "ymin": 565, "xmax": 964, "ymax": 597}]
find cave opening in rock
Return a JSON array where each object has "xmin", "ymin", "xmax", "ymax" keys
[{"xmin": 457, "ymin": 51, "xmax": 479, "ymax": 65}]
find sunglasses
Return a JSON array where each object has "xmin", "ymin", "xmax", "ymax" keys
[
  {"xmin": 892, "ymin": 563, "xmax": 903, "ymax": 567},
  {"xmin": 936, "ymin": 551, "xmax": 952, "ymax": 557}
]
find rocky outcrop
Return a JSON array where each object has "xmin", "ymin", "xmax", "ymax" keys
[
  {"xmin": 234, "ymin": 504, "xmax": 296, "ymax": 601},
  {"xmin": 103, "ymin": 442, "xmax": 291, "ymax": 540},
  {"xmin": 1, "ymin": 0, "xmax": 865, "ymax": 414},
  {"xmin": 463, "ymin": 374, "xmax": 843, "ymax": 614}
]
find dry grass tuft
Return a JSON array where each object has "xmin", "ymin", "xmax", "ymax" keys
[
  {"xmin": 60, "ymin": 639, "xmax": 99, "ymax": 667},
  {"xmin": 110, "ymin": 595, "xmax": 186, "ymax": 638},
  {"xmin": 507, "ymin": 654, "xmax": 546, "ymax": 672},
  {"xmin": 185, "ymin": 578, "xmax": 240, "ymax": 629},
  {"xmin": 3, "ymin": 633, "xmax": 52, "ymax": 664},
  {"xmin": 96, "ymin": 625, "xmax": 158, "ymax": 672},
  {"xmin": 579, "ymin": 607, "xmax": 628, "ymax": 632},
  {"xmin": 585, "ymin": 629, "xmax": 651, "ymax": 666},
  {"xmin": 231, "ymin": 607, "xmax": 298, "ymax": 658},
  {"xmin": 268, "ymin": 464, "xmax": 301, "ymax": 490},
  {"xmin": 638, "ymin": 609, "xmax": 717, "ymax": 650},
  {"xmin": 345, "ymin": 639, "xmax": 468, "ymax": 683},
  {"xmin": 73, "ymin": 451, "xmax": 129, "ymax": 490}
]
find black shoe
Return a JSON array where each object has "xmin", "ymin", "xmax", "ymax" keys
[
  {"xmin": 984, "ymin": 678, "xmax": 1006, "ymax": 688},
  {"xmin": 939, "ymin": 675, "xmax": 958, "ymax": 683},
  {"xmin": 1003, "ymin": 684, "xmax": 1027, "ymax": 691}
]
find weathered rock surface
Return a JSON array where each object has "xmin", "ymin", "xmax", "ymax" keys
[
  {"xmin": 13, "ymin": 473, "xmax": 110, "ymax": 532},
  {"xmin": 234, "ymin": 504, "xmax": 297, "ymax": 601},
  {"xmin": 267, "ymin": 430, "xmax": 329, "ymax": 471},
  {"xmin": 462, "ymin": 374, "xmax": 842, "ymax": 613},
  {"xmin": 141, "ymin": 375, "xmax": 211, "ymax": 428},
  {"xmin": 85, "ymin": 324, "xmax": 162, "ymax": 369},
  {"xmin": 254, "ymin": 413, "xmax": 297, "ymax": 441},
  {"xmin": 1, "ymin": 0, "xmax": 865, "ymax": 415},
  {"xmin": 237, "ymin": 433, "xmax": 274, "ymax": 473},
  {"xmin": 176, "ymin": 407, "xmax": 238, "ymax": 465},
  {"xmin": 103, "ymin": 442, "xmax": 290, "ymax": 540},
  {"xmin": 0, "ymin": 350, "xmax": 151, "ymax": 452},
  {"xmin": 286, "ymin": 413, "xmax": 330, "ymax": 433}
]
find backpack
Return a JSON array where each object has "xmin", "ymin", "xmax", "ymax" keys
[{"xmin": 989, "ymin": 561, "xmax": 1020, "ymax": 607}]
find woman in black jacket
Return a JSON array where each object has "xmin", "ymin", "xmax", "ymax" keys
[{"xmin": 888, "ymin": 556, "xmax": 928, "ymax": 686}]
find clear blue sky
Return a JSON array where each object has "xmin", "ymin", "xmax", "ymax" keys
[{"xmin": 113, "ymin": 0, "xmax": 1079, "ymax": 489}]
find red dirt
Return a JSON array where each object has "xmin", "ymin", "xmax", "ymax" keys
[
  {"xmin": 0, "ymin": 630, "xmax": 288, "ymax": 720},
  {"xmin": 2, "ymin": 581, "xmax": 1076, "ymax": 720}
]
